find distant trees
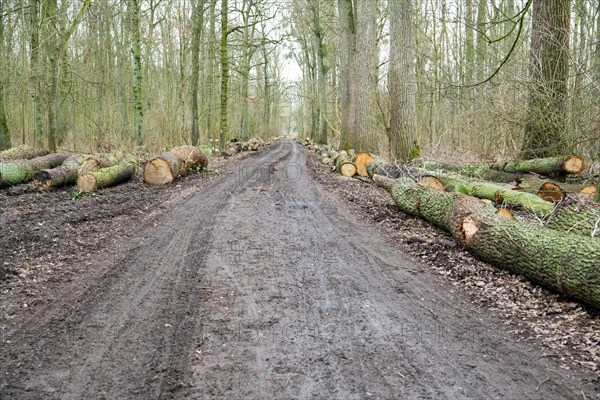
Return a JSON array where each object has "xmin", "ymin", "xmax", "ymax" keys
[
  {"xmin": 0, "ymin": 0, "xmax": 287, "ymax": 152},
  {"xmin": 0, "ymin": 0, "xmax": 598, "ymax": 161}
]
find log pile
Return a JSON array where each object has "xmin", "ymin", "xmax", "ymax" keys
[
  {"xmin": 304, "ymin": 143, "xmax": 600, "ymax": 308},
  {"xmin": 225, "ymin": 137, "xmax": 267, "ymax": 156},
  {"xmin": 0, "ymin": 153, "xmax": 70, "ymax": 187},
  {"xmin": 373, "ymin": 175, "xmax": 600, "ymax": 309},
  {"xmin": 0, "ymin": 141, "xmax": 221, "ymax": 192}
]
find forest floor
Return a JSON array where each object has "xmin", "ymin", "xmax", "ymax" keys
[{"xmin": 0, "ymin": 140, "xmax": 599, "ymax": 399}]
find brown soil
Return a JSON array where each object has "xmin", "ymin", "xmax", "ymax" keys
[{"xmin": 0, "ymin": 140, "xmax": 598, "ymax": 399}]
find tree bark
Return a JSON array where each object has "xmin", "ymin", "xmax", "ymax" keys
[
  {"xmin": 522, "ymin": 0, "xmax": 571, "ymax": 157},
  {"xmin": 374, "ymin": 175, "xmax": 600, "ymax": 309}
]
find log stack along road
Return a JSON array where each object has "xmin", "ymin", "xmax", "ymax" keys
[{"xmin": 1, "ymin": 141, "xmax": 598, "ymax": 399}]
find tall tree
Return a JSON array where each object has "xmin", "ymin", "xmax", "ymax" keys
[
  {"xmin": 219, "ymin": 0, "xmax": 229, "ymax": 149},
  {"xmin": 337, "ymin": 0, "xmax": 356, "ymax": 149},
  {"xmin": 310, "ymin": 0, "xmax": 327, "ymax": 144},
  {"xmin": 389, "ymin": 0, "xmax": 417, "ymax": 160},
  {"xmin": 522, "ymin": 0, "xmax": 571, "ymax": 157},
  {"xmin": 354, "ymin": 0, "xmax": 378, "ymax": 153},
  {"xmin": 29, "ymin": 0, "xmax": 44, "ymax": 147},
  {"xmin": 191, "ymin": 0, "xmax": 205, "ymax": 146},
  {"xmin": 0, "ymin": 0, "xmax": 10, "ymax": 150},
  {"xmin": 129, "ymin": 0, "xmax": 143, "ymax": 145}
]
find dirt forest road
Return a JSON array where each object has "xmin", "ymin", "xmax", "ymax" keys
[{"xmin": 1, "ymin": 140, "xmax": 598, "ymax": 399}]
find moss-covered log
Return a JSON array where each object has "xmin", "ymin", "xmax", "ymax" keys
[
  {"xmin": 33, "ymin": 154, "xmax": 86, "ymax": 189},
  {"xmin": 546, "ymin": 197, "xmax": 600, "ymax": 238},
  {"xmin": 491, "ymin": 155, "xmax": 585, "ymax": 177},
  {"xmin": 419, "ymin": 172, "xmax": 555, "ymax": 218},
  {"xmin": 0, "ymin": 152, "xmax": 70, "ymax": 187},
  {"xmin": 373, "ymin": 174, "xmax": 600, "ymax": 309},
  {"xmin": 419, "ymin": 171, "xmax": 600, "ymax": 237},
  {"xmin": 143, "ymin": 145, "xmax": 208, "ymax": 185},
  {"xmin": 421, "ymin": 161, "xmax": 523, "ymax": 183},
  {"xmin": 0, "ymin": 145, "xmax": 48, "ymax": 161},
  {"xmin": 77, "ymin": 159, "xmax": 138, "ymax": 193},
  {"xmin": 78, "ymin": 154, "xmax": 120, "ymax": 174}
]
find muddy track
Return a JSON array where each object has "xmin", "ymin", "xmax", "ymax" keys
[{"xmin": 1, "ymin": 141, "xmax": 598, "ymax": 399}]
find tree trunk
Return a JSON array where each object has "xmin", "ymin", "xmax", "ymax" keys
[
  {"xmin": 77, "ymin": 163, "xmax": 135, "ymax": 193},
  {"xmin": 0, "ymin": 153, "xmax": 70, "ymax": 187},
  {"xmin": 219, "ymin": 0, "xmax": 229, "ymax": 150},
  {"xmin": 33, "ymin": 154, "xmax": 86, "ymax": 189},
  {"xmin": 143, "ymin": 145, "xmax": 208, "ymax": 185},
  {"xmin": 374, "ymin": 175, "xmax": 600, "ymax": 309},
  {"xmin": 355, "ymin": 0, "xmax": 378, "ymax": 153},
  {"xmin": 129, "ymin": 0, "xmax": 143, "ymax": 145},
  {"xmin": 0, "ymin": 145, "xmax": 48, "ymax": 161},
  {"xmin": 337, "ymin": 0, "xmax": 356, "ymax": 149},
  {"xmin": 29, "ymin": 0, "xmax": 44, "ymax": 148},
  {"xmin": 0, "ymin": 1, "xmax": 10, "ymax": 151},
  {"xmin": 190, "ymin": 0, "xmax": 204, "ymax": 146},
  {"xmin": 389, "ymin": 0, "xmax": 417, "ymax": 161},
  {"xmin": 522, "ymin": 0, "xmax": 571, "ymax": 157}
]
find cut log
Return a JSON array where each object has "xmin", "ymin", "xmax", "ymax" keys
[
  {"xmin": 421, "ymin": 161, "xmax": 523, "ymax": 183},
  {"xmin": 579, "ymin": 184, "xmax": 596, "ymax": 201},
  {"xmin": 418, "ymin": 171, "xmax": 555, "ymax": 218},
  {"xmin": 0, "ymin": 153, "xmax": 70, "ymax": 187},
  {"xmin": 492, "ymin": 155, "xmax": 585, "ymax": 176},
  {"xmin": 352, "ymin": 152, "xmax": 374, "ymax": 177},
  {"xmin": 537, "ymin": 182, "xmax": 564, "ymax": 202},
  {"xmin": 77, "ymin": 162, "xmax": 136, "ymax": 193},
  {"xmin": 0, "ymin": 145, "xmax": 48, "ymax": 161},
  {"xmin": 335, "ymin": 154, "xmax": 357, "ymax": 177},
  {"xmin": 373, "ymin": 174, "xmax": 600, "ymax": 309},
  {"xmin": 418, "ymin": 175, "xmax": 445, "ymax": 191},
  {"xmin": 78, "ymin": 154, "xmax": 120, "ymax": 175},
  {"xmin": 143, "ymin": 145, "xmax": 208, "ymax": 185},
  {"xmin": 33, "ymin": 154, "xmax": 86, "ymax": 189},
  {"xmin": 495, "ymin": 207, "xmax": 514, "ymax": 220}
]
